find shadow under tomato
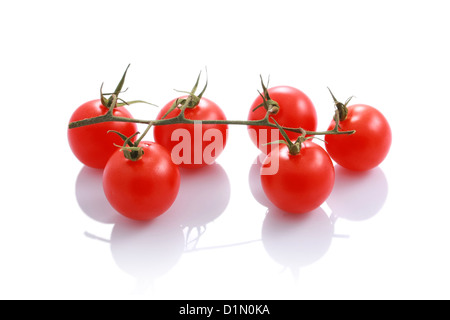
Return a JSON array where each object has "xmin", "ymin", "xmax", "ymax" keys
[
  {"xmin": 165, "ymin": 163, "xmax": 231, "ymax": 249},
  {"xmin": 250, "ymin": 154, "xmax": 335, "ymax": 277},
  {"xmin": 109, "ymin": 216, "xmax": 185, "ymax": 293},
  {"xmin": 248, "ymin": 154, "xmax": 273, "ymax": 208},
  {"xmin": 327, "ymin": 166, "xmax": 388, "ymax": 222},
  {"xmin": 79, "ymin": 162, "xmax": 231, "ymax": 293},
  {"xmin": 75, "ymin": 166, "xmax": 121, "ymax": 224},
  {"xmin": 261, "ymin": 207, "xmax": 334, "ymax": 280}
]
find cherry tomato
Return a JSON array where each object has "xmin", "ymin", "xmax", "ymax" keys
[
  {"xmin": 153, "ymin": 97, "xmax": 228, "ymax": 168},
  {"xmin": 103, "ymin": 141, "xmax": 180, "ymax": 221},
  {"xmin": 325, "ymin": 104, "xmax": 392, "ymax": 171},
  {"xmin": 68, "ymin": 99, "xmax": 137, "ymax": 169},
  {"xmin": 248, "ymin": 86, "xmax": 317, "ymax": 154},
  {"xmin": 260, "ymin": 141, "xmax": 335, "ymax": 214}
]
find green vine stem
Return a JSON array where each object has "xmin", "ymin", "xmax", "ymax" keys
[
  {"xmin": 68, "ymin": 97, "xmax": 355, "ymax": 137},
  {"xmin": 68, "ymin": 68, "xmax": 355, "ymax": 142}
]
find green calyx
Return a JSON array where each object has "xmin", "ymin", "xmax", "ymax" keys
[
  {"xmin": 120, "ymin": 145, "xmax": 145, "ymax": 161},
  {"xmin": 100, "ymin": 64, "xmax": 157, "ymax": 112},
  {"xmin": 267, "ymin": 117, "xmax": 312, "ymax": 156},
  {"xmin": 161, "ymin": 71, "xmax": 208, "ymax": 119},
  {"xmin": 109, "ymin": 123, "xmax": 153, "ymax": 161},
  {"xmin": 327, "ymin": 87, "xmax": 354, "ymax": 122},
  {"xmin": 253, "ymin": 75, "xmax": 280, "ymax": 115},
  {"xmin": 109, "ymin": 130, "xmax": 144, "ymax": 161}
]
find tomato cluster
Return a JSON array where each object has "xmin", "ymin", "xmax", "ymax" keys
[
  {"xmin": 251, "ymin": 86, "xmax": 391, "ymax": 214},
  {"xmin": 68, "ymin": 68, "xmax": 391, "ymax": 221}
]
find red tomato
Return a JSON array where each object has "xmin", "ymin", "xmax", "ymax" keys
[
  {"xmin": 260, "ymin": 141, "xmax": 335, "ymax": 214},
  {"xmin": 325, "ymin": 104, "xmax": 391, "ymax": 171},
  {"xmin": 103, "ymin": 141, "xmax": 180, "ymax": 221},
  {"xmin": 68, "ymin": 99, "xmax": 137, "ymax": 169},
  {"xmin": 248, "ymin": 86, "xmax": 317, "ymax": 154},
  {"xmin": 153, "ymin": 97, "xmax": 228, "ymax": 168}
]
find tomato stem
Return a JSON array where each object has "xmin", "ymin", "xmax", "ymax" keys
[
  {"xmin": 327, "ymin": 87, "xmax": 354, "ymax": 122},
  {"xmin": 135, "ymin": 122, "xmax": 153, "ymax": 145},
  {"xmin": 69, "ymin": 71, "xmax": 356, "ymax": 144},
  {"xmin": 109, "ymin": 131, "xmax": 144, "ymax": 161},
  {"xmin": 68, "ymin": 111, "xmax": 355, "ymax": 136},
  {"xmin": 100, "ymin": 64, "xmax": 157, "ymax": 111},
  {"xmin": 253, "ymin": 75, "xmax": 280, "ymax": 114}
]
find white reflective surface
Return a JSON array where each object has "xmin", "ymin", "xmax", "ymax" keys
[{"xmin": 1, "ymin": 0, "xmax": 449, "ymax": 300}]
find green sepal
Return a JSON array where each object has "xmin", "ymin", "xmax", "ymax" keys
[
  {"xmin": 163, "ymin": 70, "xmax": 208, "ymax": 119},
  {"xmin": 117, "ymin": 145, "xmax": 145, "ymax": 161},
  {"xmin": 161, "ymin": 98, "xmax": 184, "ymax": 119},
  {"xmin": 100, "ymin": 83, "xmax": 109, "ymax": 107},
  {"xmin": 113, "ymin": 64, "xmax": 130, "ymax": 96},
  {"xmin": 123, "ymin": 131, "xmax": 139, "ymax": 148},
  {"xmin": 251, "ymin": 76, "xmax": 280, "ymax": 114},
  {"xmin": 260, "ymin": 74, "xmax": 271, "ymax": 100},
  {"xmin": 252, "ymin": 102, "xmax": 265, "ymax": 112},
  {"xmin": 116, "ymin": 100, "xmax": 159, "ymax": 108},
  {"xmin": 108, "ymin": 130, "xmax": 138, "ymax": 148},
  {"xmin": 98, "ymin": 64, "xmax": 157, "ymax": 112},
  {"xmin": 109, "ymin": 130, "xmax": 144, "ymax": 161},
  {"xmin": 197, "ymin": 69, "xmax": 208, "ymax": 99},
  {"xmin": 190, "ymin": 71, "xmax": 202, "ymax": 95},
  {"xmin": 327, "ymin": 87, "xmax": 353, "ymax": 121}
]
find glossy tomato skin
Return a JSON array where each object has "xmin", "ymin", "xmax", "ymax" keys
[
  {"xmin": 261, "ymin": 141, "xmax": 335, "ymax": 214},
  {"xmin": 68, "ymin": 99, "xmax": 137, "ymax": 169},
  {"xmin": 103, "ymin": 142, "xmax": 180, "ymax": 221},
  {"xmin": 325, "ymin": 104, "xmax": 392, "ymax": 171},
  {"xmin": 153, "ymin": 97, "xmax": 228, "ymax": 168},
  {"xmin": 248, "ymin": 86, "xmax": 317, "ymax": 154}
]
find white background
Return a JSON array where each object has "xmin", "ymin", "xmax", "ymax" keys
[{"xmin": 1, "ymin": 0, "xmax": 449, "ymax": 300}]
